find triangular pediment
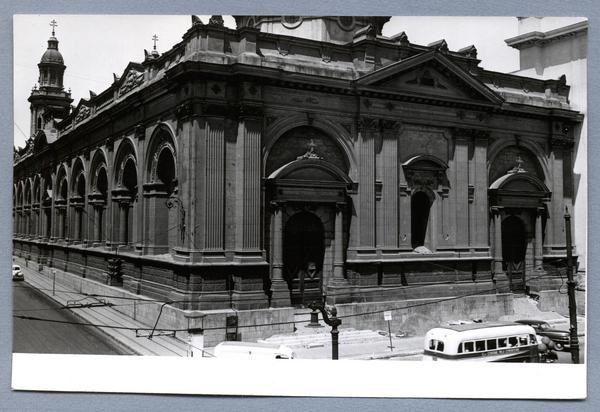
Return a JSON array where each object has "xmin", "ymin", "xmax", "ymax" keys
[
  {"xmin": 356, "ymin": 51, "xmax": 503, "ymax": 106},
  {"xmin": 114, "ymin": 62, "xmax": 145, "ymax": 97},
  {"xmin": 73, "ymin": 99, "xmax": 92, "ymax": 124}
]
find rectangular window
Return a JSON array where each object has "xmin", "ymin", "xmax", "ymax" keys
[
  {"xmin": 464, "ymin": 342, "xmax": 474, "ymax": 353},
  {"xmin": 486, "ymin": 339, "xmax": 497, "ymax": 350},
  {"xmin": 519, "ymin": 335, "xmax": 528, "ymax": 346},
  {"xmin": 498, "ymin": 338, "xmax": 507, "ymax": 348},
  {"xmin": 458, "ymin": 343, "xmax": 463, "ymax": 354},
  {"xmin": 508, "ymin": 336, "xmax": 519, "ymax": 347},
  {"xmin": 429, "ymin": 339, "xmax": 445, "ymax": 352},
  {"xmin": 475, "ymin": 340, "xmax": 485, "ymax": 352}
]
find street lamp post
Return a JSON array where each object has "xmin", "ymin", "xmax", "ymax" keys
[
  {"xmin": 564, "ymin": 208, "xmax": 580, "ymax": 364},
  {"xmin": 308, "ymin": 301, "xmax": 342, "ymax": 360}
]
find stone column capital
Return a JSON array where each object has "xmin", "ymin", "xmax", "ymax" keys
[
  {"xmin": 490, "ymin": 206, "xmax": 503, "ymax": 215},
  {"xmin": 270, "ymin": 200, "xmax": 285, "ymax": 211}
]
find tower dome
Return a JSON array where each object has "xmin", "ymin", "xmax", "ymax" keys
[
  {"xmin": 40, "ymin": 36, "xmax": 64, "ymax": 65},
  {"xmin": 37, "ymin": 20, "xmax": 66, "ymax": 90},
  {"xmin": 28, "ymin": 19, "xmax": 72, "ymax": 137}
]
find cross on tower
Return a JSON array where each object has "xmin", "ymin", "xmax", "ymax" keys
[
  {"xmin": 307, "ymin": 138, "xmax": 316, "ymax": 154},
  {"xmin": 50, "ymin": 19, "xmax": 58, "ymax": 36},
  {"xmin": 152, "ymin": 34, "xmax": 159, "ymax": 51}
]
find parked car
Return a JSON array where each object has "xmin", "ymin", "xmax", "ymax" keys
[
  {"xmin": 515, "ymin": 319, "xmax": 570, "ymax": 351},
  {"xmin": 12, "ymin": 264, "xmax": 24, "ymax": 281}
]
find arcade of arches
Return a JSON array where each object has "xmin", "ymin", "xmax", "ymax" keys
[{"xmin": 13, "ymin": 17, "xmax": 581, "ymax": 326}]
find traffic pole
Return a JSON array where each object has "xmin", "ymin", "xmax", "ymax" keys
[{"xmin": 564, "ymin": 207, "xmax": 580, "ymax": 364}]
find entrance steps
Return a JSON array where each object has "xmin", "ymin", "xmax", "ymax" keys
[
  {"xmin": 502, "ymin": 296, "xmax": 562, "ymax": 320},
  {"xmin": 258, "ymin": 327, "xmax": 389, "ymax": 349}
]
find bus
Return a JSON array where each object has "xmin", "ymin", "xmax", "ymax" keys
[{"xmin": 422, "ymin": 322, "xmax": 539, "ymax": 363}]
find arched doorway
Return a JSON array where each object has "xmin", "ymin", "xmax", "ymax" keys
[
  {"xmin": 283, "ymin": 211, "xmax": 324, "ymax": 306},
  {"xmin": 265, "ymin": 132, "xmax": 353, "ymax": 307},
  {"xmin": 502, "ymin": 216, "xmax": 527, "ymax": 293}
]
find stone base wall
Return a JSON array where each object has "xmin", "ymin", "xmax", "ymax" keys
[
  {"xmin": 537, "ymin": 289, "xmax": 586, "ymax": 317},
  {"xmin": 13, "ymin": 239, "xmax": 578, "ymax": 334},
  {"xmin": 335, "ymin": 292, "xmax": 514, "ymax": 336}
]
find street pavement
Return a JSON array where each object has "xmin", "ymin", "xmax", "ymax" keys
[{"xmin": 13, "ymin": 281, "xmax": 132, "ymax": 355}]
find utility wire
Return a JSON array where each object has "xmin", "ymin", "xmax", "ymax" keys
[
  {"xmin": 12, "ymin": 268, "xmax": 570, "ymax": 333},
  {"xmin": 11, "ymin": 259, "xmax": 568, "ymax": 314}
]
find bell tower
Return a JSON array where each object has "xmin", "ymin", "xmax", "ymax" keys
[{"xmin": 28, "ymin": 19, "xmax": 72, "ymax": 137}]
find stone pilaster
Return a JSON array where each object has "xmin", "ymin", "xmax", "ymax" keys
[
  {"xmin": 327, "ymin": 202, "xmax": 352, "ymax": 305},
  {"xmin": 381, "ymin": 121, "xmax": 400, "ymax": 248},
  {"xmin": 454, "ymin": 135, "xmax": 469, "ymax": 248},
  {"xmin": 234, "ymin": 116, "xmax": 263, "ymax": 260},
  {"xmin": 204, "ymin": 117, "xmax": 225, "ymax": 252},
  {"xmin": 473, "ymin": 134, "xmax": 489, "ymax": 248},
  {"xmin": 358, "ymin": 117, "xmax": 377, "ymax": 249}
]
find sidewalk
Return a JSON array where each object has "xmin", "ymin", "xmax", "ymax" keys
[{"xmin": 14, "ymin": 256, "xmax": 189, "ymax": 357}]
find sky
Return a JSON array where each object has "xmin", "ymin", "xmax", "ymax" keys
[{"xmin": 13, "ymin": 15, "xmax": 520, "ymax": 148}]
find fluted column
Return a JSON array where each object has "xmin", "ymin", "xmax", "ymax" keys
[
  {"xmin": 271, "ymin": 202, "xmax": 283, "ymax": 281},
  {"xmin": 270, "ymin": 201, "xmax": 290, "ymax": 307},
  {"xmin": 333, "ymin": 203, "xmax": 345, "ymax": 281},
  {"xmin": 492, "ymin": 207, "xmax": 503, "ymax": 276},
  {"xmin": 534, "ymin": 207, "xmax": 544, "ymax": 270}
]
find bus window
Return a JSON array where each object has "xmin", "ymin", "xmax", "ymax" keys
[
  {"xmin": 486, "ymin": 339, "xmax": 497, "ymax": 350},
  {"xmin": 519, "ymin": 335, "xmax": 528, "ymax": 346},
  {"xmin": 529, "ymin": 334, "xmax": 537, "ymax": 344},
  {"xmin": 498, "ymin": 338, "xmax": 507, "ymax": 348},
  {"xmin": 464, "ymin": 342, "xmax": 474, "ymax": 353},
  {"xmin": 475, "ymin": 340, "xmax": 485, "ymax": 352},
  {"xmin": 508, "ymin": 336, "xmax": 518, "ymax": 347},
  {"xmin": 429, "ymin": 339, "xmax": 444, "ymax": 352},
  {"xmin": 458, "ymin": 343, "xmax": 463, "ymax": 353}
]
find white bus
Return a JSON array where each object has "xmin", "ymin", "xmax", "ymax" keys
[{"xmin": 422, "ymin": 323, "xmax": 539, "ymax": 363}]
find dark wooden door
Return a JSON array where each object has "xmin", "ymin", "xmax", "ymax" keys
[
  {"xmin": 283, "ymin": 211, "xmax": 324, "ymax": 306},
  {"xmin": 502, "ymin": 216, "xmax": 527, "ymax": 293}
]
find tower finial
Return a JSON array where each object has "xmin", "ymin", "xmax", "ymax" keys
[
  {"xmin": 152, "ymin": 34, "xmax": 159, "ymax": 51},
  {"xmin": 50, "ymin": 19, "xmax": 58, "ymax": 36}
]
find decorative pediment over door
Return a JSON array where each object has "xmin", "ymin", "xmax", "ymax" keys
[{"xmin": 355, "ymin": 51, "xmax": 504, "ymax": 106}]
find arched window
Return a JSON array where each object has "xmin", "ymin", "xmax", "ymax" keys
[
  {"xmin": 411, "ymin": 191, "xmax": 432, "ymax": 249},
  {"xmin": 37, "ymin": 117, "xmax": 42, "ymax": 130},
  {"xmin": 121, "ymin": 158, "xmax": 137, "ymax": 245}
]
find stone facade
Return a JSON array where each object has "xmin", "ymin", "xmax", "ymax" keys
[{"xmin": 13, "ymin": 16, "xmax": 582, "ymax": 317}]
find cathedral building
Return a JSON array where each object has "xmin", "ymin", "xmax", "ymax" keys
[{"xmin": 13, "ymin": 16, "xmax": 582, "ymax": 341}]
